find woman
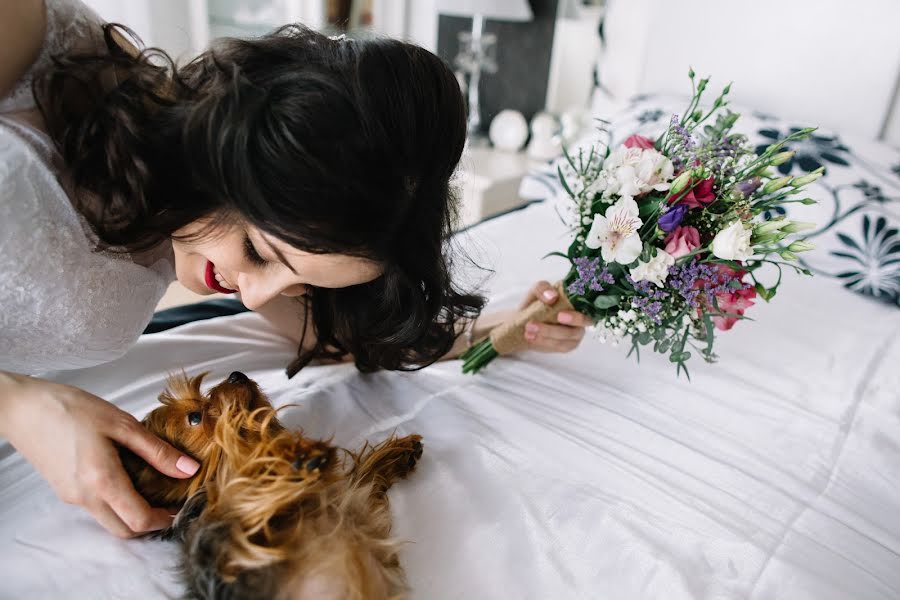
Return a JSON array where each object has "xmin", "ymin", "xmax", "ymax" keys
[{"xmin": 0, "ymin": 0, "xmax": 592, "ymax": 539}]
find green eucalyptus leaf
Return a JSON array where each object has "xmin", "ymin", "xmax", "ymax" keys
[{"xmin": 593, "ymin": 295, "xmax": 620, "ymax": 309}]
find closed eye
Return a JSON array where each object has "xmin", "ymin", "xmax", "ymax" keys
[{"xmin": 244, "ymin": 235, "xmax": 268, "ymax": 266}]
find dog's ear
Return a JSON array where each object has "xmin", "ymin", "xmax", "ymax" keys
[
  {"xmin": 160, "ymin": 371, "xmax": 209, "ymax": 405},
  {"xmin": 157, "ymin": 488, "xmax": 208, "ymax": 542}
]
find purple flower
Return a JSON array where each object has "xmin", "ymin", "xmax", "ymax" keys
[
  {"xmin": 567, "ymin": 257, "xmax": 614, "ymax": 296},
  {"xmin": 736, "ymin": 177, "xmax": 763, "ymax": 198},
  {"xmin": 658, "ymin": 204, "xmax": 689, "ymax": 233}
]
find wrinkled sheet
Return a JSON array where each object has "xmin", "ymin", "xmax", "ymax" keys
[{"xmin": 2, "ymin": 200, "xmax": 900, "ymax": 599}]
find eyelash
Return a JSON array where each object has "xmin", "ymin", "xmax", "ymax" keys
[{"xmin": 243, "ymin": 235, "xmax": 268, "ymax": 266}]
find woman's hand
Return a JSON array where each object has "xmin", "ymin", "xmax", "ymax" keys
[
  {"xmin": 519, "ymin": 280, "xmax": 593, "ymax": 353},
  {"xmin": 0, "ymin": 372, "xmax": 200, "ymax": 538}
]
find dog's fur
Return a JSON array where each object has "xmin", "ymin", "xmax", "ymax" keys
[{"xmin": 120, "ymin": 372, "xmax": 423, "ymax": 600}]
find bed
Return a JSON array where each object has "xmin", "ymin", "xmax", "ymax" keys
[{"xmin": 2, "ymin": 90, "xmax": 899, "ymax": 599}]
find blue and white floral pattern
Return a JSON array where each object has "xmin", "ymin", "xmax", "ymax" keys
[{"xmin": 832, "ymin": 216, "xmax": 900, "ymax": 304}]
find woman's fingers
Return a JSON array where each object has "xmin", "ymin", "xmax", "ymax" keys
[
  {"xmin": 556, "ymin": 310, "xmax": 593, "ymax": 328},
  {"xmin": 524, "ymin": 320, "xmax": 585, "ymax": 350},
  {"xmin": 105, "ymin": 410, "xmax": 199, "ymax": 479},
  {"xmin": 98, "ymin": 462, "xmax": 174, "ymax": 535},
  {"xmin": 86, "ymin": 499, "xmax": 138, "ymax": 539},
  {"xmin": 519, "ymin": 280, "xmax": 557, "ymax": 310}
]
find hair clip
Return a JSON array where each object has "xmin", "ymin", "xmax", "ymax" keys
[{"xmin": 328, "ymin": 33, "xmax": 347, "ymax": 42}]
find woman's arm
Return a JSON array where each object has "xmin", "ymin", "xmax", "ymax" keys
[
  {"xmin": 249, "ymin": 284, "xmax": 590, "ymax": 364},
  {"xmin": 0, "ymin": 0, "xmax": 46, "ymax": 98}
]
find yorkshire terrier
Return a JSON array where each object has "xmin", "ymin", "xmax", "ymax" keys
[{"xmin": 120, "ymin": 371, "xmax": 423, "ymax": 600}]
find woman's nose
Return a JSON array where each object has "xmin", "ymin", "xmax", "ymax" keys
[{"xmin": 236, "ymin": 276, "xmax": 282, "ymax": 310}]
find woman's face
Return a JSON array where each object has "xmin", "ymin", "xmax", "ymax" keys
[{"xmin": 171, "ymin": 216, "xmax": 383, "ymax": 310}]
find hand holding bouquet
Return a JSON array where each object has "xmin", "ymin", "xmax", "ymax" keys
[{"xmin": 462, "ymin": 72, "xmax": 819, "ymax": 377}]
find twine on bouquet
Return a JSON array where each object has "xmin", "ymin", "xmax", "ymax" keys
[{"xmin": 461, "ymin": 281, "xmax": 574, "ymax": 373}]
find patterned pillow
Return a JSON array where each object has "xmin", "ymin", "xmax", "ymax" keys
[{"xmin": 550, "ymin": 95, "xmax": 900, "ymax": 307}]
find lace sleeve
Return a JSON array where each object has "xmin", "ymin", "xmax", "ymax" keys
[{"xmin": 0, "ymin": 0, "xmax": 103, "ymax": 113}]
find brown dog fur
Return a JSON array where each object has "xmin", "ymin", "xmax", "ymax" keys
[{"xmin": 120, "ymin": 372, "xmax": 423, "ymax": 600}]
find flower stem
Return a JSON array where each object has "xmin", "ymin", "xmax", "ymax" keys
[{"xmin": 460, "ymin": 339, "xmax": 499, "ymax": 374}]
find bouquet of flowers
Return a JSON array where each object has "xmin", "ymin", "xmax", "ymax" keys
[{"xmin": 462, "ymin": 72, "xmax": 820, "ymax": 377}]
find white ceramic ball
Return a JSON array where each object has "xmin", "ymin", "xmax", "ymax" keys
[
  {"xmin": 527, "ymin": 112, "xmax": 562, "ymax": 161},
  {"xmin": 530, "ymin": 112, "xmax": 560, "ymax": 138},
  {"xmin": 488, "ymin": 109, "xmax": 529, "ymax": 151}
]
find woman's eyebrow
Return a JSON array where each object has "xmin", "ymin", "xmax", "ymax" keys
[{"xmin": 262, "ymin": 237, "xmax": 299, "ymax": 275}]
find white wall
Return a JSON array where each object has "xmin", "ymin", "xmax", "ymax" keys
[
  {"xmin": 597, "ymin": 0, "xmax": 900, "ymax": 143},
  {"xmin": 403, "ymin": 0, "xmax": 438, "ymax": 51},
  {"xmin": 81, "ymin": 0, "xmax": 205, "ymax": 60}
]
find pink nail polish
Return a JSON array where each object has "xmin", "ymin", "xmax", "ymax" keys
[
  {"xmin": 542, "ymin": 290, "xmax": 557, "ymax": 301},
  {"xmin": 525, "ymin": 323, "xmax": 539, "ymax": 334},
  {"xmin": 176, "ymin": 456, "xmax": 200, "ymax": 475},
  {"xmin": 558, "ymin": 312, "xmax": 573, "ymax": 324}
]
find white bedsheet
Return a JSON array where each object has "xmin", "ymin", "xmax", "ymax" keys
[{"xmin": 2, "ymin": 200, "xmax": 900, "ymax": 599}]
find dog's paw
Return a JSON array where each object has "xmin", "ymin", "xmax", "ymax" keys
[
  {"xmin": 292, "ymin": 441, "xmax": 334, "ymax": 478},
  {"xmin": 396, "ymin": 434, "xmax": 424, "ymax": 474},
  {"xmin": 407, "ymin": 436, "xmax": 423, "ymax": 468}
]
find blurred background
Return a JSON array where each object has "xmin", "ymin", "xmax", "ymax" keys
[{"xmin": 79, "ymin": 0, "xmax": 900, "ymax": 145}]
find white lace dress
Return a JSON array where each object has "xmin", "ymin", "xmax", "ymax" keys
[{"xmin": 0, "ymin": 0, "xmax": 175, "ymax": 375}]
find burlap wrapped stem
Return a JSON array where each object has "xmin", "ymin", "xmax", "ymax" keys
[{"xmin": 461, "ymin": 281, "xmax": 575, "ymax": 373}]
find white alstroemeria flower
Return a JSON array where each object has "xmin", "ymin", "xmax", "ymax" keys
[
  {"xmin": 712, "ymin": 221, "xmax": 753, "ymax": 261},
  {"xmin": 630, "ymin": 250, "xmax": 675, "ymax": 287},
  {"xmin": 598, "ymin": 146, "xmax": 675, "ymax": 199},
  {"xmin": 585, "ymin": 196, "xmax": 644, "ymax": 264}
]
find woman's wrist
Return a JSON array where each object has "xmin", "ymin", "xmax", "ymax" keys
[
  {"xmin": 470, "ymin": 309, "xmax": 516, "ymax": 342},
  {"xmin": 442, "ymin": 309, "xmax": 518, "ymax": 361}
]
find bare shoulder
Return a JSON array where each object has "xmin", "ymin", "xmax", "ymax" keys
[{"xmin": 0, "ymin": 0, "xmax": 48, "ymax": 99}]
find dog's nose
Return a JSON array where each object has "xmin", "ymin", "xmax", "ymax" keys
[{"xmin": 227, "ymin": 371, "xmax": 249, "ymax": 385}]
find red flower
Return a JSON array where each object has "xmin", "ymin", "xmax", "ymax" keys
[
  {"xmin": 711, "ymin": 286, "xmax": 756, "ymax": 331},
  {"xmin": 695, "ymin": 264, "xmax": 756, "ymax": 331},
  {"xmin": 667, "ymin": 176, "xmax": 716, "ymax": 209},
  {"xmin": 623, "ymin": 134, "xmax": 656, "ymax": 150}
]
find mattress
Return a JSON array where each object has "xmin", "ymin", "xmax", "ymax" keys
[{"xmin": 3, "ymin": 106, "xmax": 900, "ymax": 598}]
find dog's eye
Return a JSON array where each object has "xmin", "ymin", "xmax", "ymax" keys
[{"xmin": 187, "ymin": 412, "xmax": 202, "ymax": 426}]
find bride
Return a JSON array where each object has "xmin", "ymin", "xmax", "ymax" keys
[{"xmin": 0, "ymin": 0, "xmax": 592, "ymax": 538}]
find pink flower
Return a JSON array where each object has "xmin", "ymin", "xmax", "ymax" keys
[
  {"xmin": 692, "ymin": 264, "xmax": 757, "ymax": 331},
  {"xmin": 623, "ymin": 134, "xmax": 655, "ymax": 150},
  {"xmin": 711, "ymin": 286, "xmax": 756, "ymax": 331},
  {"xmin": 667, "ymin": 176, "xmax": 716, "ymax": 209},
  {"xmin": 698, "ymin": 265, "xmax": 756, "ymax": 331},
  {"xmin": 663, "ymin": 226, "xmax": 700, "ymax": 258}
]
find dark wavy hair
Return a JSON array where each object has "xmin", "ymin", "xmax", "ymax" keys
[{"xmin": 35, "ymin": 23, "xmax": 484, "ymax": 377}]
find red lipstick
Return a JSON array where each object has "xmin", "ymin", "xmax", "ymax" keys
[{"xmin": 204, "ymin": 261, "xmax": 237, "ymax": 294}]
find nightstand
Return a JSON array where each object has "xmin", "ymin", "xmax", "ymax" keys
[{"xmin": 455, "ymin": 145, "xmax": 537, "ymax": 229}]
